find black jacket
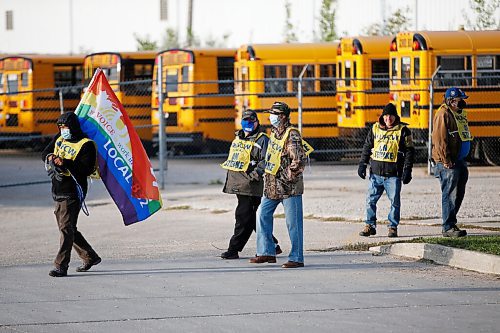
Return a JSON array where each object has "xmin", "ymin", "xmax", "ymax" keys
[
  {"xmin": 41, "ymin": 112, "xmax": 97, "ymax": 201},
  {"xmin": 222, "ymin": 127, "xmax": 269, "ymax": 196},
  {"xmin": 359, "ymin": 115, "xmax": 415, "ymax": 177}
]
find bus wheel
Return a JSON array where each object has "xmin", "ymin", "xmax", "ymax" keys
[{"xmin": 482, "ymin": 138, "xmax": 500, "ymax": 166}]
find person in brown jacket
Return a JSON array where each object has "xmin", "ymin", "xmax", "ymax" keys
[
  {"xmin": 432, "ymin": 87, "xmax": 472, "ymax": 237},
  {"xmin": 250, "ymin": 101, "xmax": 308, "ymax": 268}
]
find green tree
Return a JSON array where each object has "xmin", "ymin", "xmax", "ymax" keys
[
  {"xmin": 134, "ymin": 33, "xmax": 158, "ymax": 51},
  {"xmin": 161, "ymin": 28, "xmax": 180, "ymax": 49},
  {"xmin": 283, "ymin": 0, "xmax": 298, "ymax": 43},
  {"xmin": 318, "ymin": 0, "xmax": 338, "ymax": 42},
  {"xmin": 185, "ymin": 28, "xmax": 201, "ymax": 48},
  {"xmin": 463, "ymin": 0, "xmax": 500, "ymax": 30},
  {"xmin": 363, "ymin": 7, "xmax": 411, "ymax": 36},
  {"xmin": 204, "ymin": 33, "xmax": 231, "ymax": 48}
]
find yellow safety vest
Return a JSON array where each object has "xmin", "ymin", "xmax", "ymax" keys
[
  {"xmin": 371, "ymin": 123, "xmax": 403, "ymax": 163},
  {"xmin": 221, "ymin": 132, "xmax": 267, "ymax": 172},
  {"xmin": 451, "ymin": 109, "xmax": 473, "ymax": 142},
  {"xmin": 264, "ymin": 127, "xmax": 313, "ymax": 175},
  {"xmin": 53, "ymin": 137, "xmax": 99, "ymax": 178}
]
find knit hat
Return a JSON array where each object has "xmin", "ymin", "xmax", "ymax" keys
[{"xmin": 381, "ymin": 103, "xmax": 398, "ymax": 117}]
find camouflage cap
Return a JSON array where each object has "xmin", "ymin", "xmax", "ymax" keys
[{"xmin": 268, "ymin": 101, "xmax": 291, "ymax": 116}]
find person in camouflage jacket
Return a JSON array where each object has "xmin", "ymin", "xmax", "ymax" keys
[{"xmin": 250, "ymin": 102, "xmax": 307, "ymax": 269}]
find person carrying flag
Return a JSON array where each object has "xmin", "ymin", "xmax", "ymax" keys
[
  {"xmin": 220, "ymin": 109, "xmax": 281, "ymax": 259},
  {"xmin": 42, "ymin": 112, "xmax": 101, "ymax": 277}
]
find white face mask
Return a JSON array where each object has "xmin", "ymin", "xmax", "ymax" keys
[
  {"xmin": 269, "ymin": 114, "xmax": 280, "ymax": 127},
  {"xmin": 60, "ymin": 128, "xmax": 72, "ymax": 140}
]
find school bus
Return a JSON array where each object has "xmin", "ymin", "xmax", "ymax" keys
[
  {"xmin": 234, "ymin": 43, "xmax": 340, "ymax": 159},
  {"xmin": 336, "ymin": 36, "xmax": 393, "ymax": 145},
  {"xmin": 389, "ymin": 30, "xmax": 500, "ymax": 165},
  {"xmin": 152, "ymin": 48, "xmax": 236, "ymax": 154},
  {"xmin": 0, "ymin": 55, "xmax": 83, "ymax": 147},
  {"xmin": 83, "ymin": 52, "xmax": 156, "ymax": 155}
]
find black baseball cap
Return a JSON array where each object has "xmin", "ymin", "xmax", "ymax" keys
[
  {"xmin": 268, "ymin": 101, "xmax": 291, "ymax": 116},
  {"xmin": 242, "ymin": 109, "xmax": 258, "ymax": 121}
]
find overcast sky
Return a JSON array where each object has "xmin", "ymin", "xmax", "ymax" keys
[{"xmin": 0, "ymin": 0, "xmax": 497, "ymax": 53}]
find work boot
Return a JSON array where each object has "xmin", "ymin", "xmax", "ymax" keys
[
  {"xmin": 388, "ymin": 227, "xmax": 398, "ymax": 238},
  {"xmin": 442, "ymin": 225, "xmax": 467, "ymax": 238},
  {"xmin": 249, "ymin": 256, "xmax": 276, "ymax": 264},
  {"xmin": 359, "ymin": 224, "xmax": 376, "ymax": 237},
  {"xmin": 221, "ymin": 251, "xmax": 239, "ymax": 259},
  {"xmin": 76, "ymin": 257, "xmax": 101, "ymax": 272},
  {"xmin": 281, "ymin": 261, "xmax": 304, "ymax": 268},
  {"xmin": 49, "ymin": 267, "xmax": 67, "ymax": 277}
]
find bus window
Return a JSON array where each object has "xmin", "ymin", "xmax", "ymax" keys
[
  {"xmin": 371, "ymin": 59, "xmax": 389, "ymax": 90},
  {"xmin": 345, "ymin": 60, "xmax": 351, "ymax": 86},
  {"xmin": 21, "ymin": 72, "xmax": 29, "ymax": 87},
  {"xmin": 217, "ymin": 57, "xmax": 234, "ymax": 94},
  {"xmin": 391, "ymin": 58, "xmax": 398, "ymax": 85},
  {"xmin": 7, "ymin": 74, "xmax": 18, "ymax": 93},
  {"xmin": 264, "ymin": 65, "xmax": 286, "ymax": 94},
  {"xmin": 337, "ymin": 61, "xmax": 343, "ymax": 86},
  {"xmin": 353, "ymin": 61, "xmax": 357, "ymax": 87},
  {"xmin": 414, "ymin": 57, "xmax": 420, "ymax": 84},
  {"xmin": 319, "ymin": 64, "xmax": 336, "ymax": 92},
  {"xmin": 477, "ymin": 55, "xmax": 500, "ymax": 86},
  {"xmin": 436, "ymin": 56, "xmax": 472, "ymax": 87},
  {"xmin": 181, "ymin": 66, "xmax": 189, "ymax": 92},
  {"xmin": 103, "ymin": 67, "xmax": 118, "ymax": 81},
  {"xmin": 241, "ymin": 66, "xmax": 248, "ymax": 92},
  {"xmin": 401, "ymin": 57, "xmax": 411, "ymax": 85},
  {"xmin": 292, "ymin": 64, "xmax": 314, "ymax": 92},
  {"xmin": 166, "ymin": 69, "xmax": 178, "ymax": 93},
  {"xmin": 0, "ymin": 73, "xmax": 3, "ymax": 93}
]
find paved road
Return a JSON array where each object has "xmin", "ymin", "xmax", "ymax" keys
[{"xmin": 0, "ymin": 155, "xmax": 499, "ymax": 332}]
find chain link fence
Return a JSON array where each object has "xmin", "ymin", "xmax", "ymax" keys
[{"xmin": 1, "ymin": 75, "xmax": 499, "ymax": 167}]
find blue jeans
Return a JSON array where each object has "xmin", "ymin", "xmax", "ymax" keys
[
  {"xmin": 435, "ymin": 160, "xmax": 468, "ymax": 231},
  {"xmin": 365, "ymin": 174, "xmax": 402, "ymax": 228},
  {"xmin": 256, "ymin": 195, "xmax": 304, "ymax": 263}
]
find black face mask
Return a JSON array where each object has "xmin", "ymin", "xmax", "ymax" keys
[{"xmin": 457, "ymin": 100, "xmax": 467, "ymax": 109}]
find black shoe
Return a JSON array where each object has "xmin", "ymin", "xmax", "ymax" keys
[
  {"xmin": 275, "ymin": 245, "xmax": 283, "ymax": 255},
  {"xmin": 49, "ymin": 267, "xmax": 67, "ymax": 277},
  {"xmin": 76, "ymin": 257, "xmax": 101, "ymax": 272},
  {"xmin": 359, "ymin": 225, "xmax": 376, "ymax": 237},
  {"xmin": 221, "ymin": 251, "xmax": 239, "ymax": 259},
  {"xmin": 442, "ymin": 225, "xmax": 467, "ymax": 238}
]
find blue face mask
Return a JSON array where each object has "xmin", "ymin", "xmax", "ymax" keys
[
  {"xmin": 241, "ymin": 119, "xmax": 255, "ymax": 133},
  {"xmin": 60, "ymin": 128, "xmax": 72, "ymax": 140},
  {"xmin": 269, "ymin": 114, "xmax": 281, "ymax": 127}
]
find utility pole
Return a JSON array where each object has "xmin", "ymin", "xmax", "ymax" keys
[
  {"xmin": 69, "ymin": 0, "xmax": 74, "ymax": 54},
  {"xmin": 187, "ymin": 0, "xmax": 193, "ymax": 46},
  {"xmin": 415, "ymin": 0, "xmax": 418, "ymax": 30}
]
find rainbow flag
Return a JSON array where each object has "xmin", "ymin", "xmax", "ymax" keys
[{"xmin": 75, "ymin": 69, "xmax": 162, "ymax": 225}]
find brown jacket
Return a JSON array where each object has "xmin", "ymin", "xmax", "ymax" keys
[
  {"xmin": 264, "ymin": 121, "xmax": 306, "ymax": 200},
  {"xmin": 432, "ymin": 104, "xmax": 461, "ymax": 165}
]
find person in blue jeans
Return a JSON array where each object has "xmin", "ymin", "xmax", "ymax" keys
[
  {"xmin": 358, "ymin": 103, "xmax": 415, "ymax": 237},
  {"xmin": 250, "ymin": 102, "xmax": 308, "ymax": 268},
  {"xmin": 431, "ymin": 87, "xmax": 471, "ymax": 237}
]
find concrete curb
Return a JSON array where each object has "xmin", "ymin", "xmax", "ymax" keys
[{"xmin": 369, "ymin": 243, "xmax": 500, "ymax": 275}]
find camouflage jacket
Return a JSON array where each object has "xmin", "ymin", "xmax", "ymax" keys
[{"xmin": 264, "ymin": 121, "xmax": 306, "ymax": 199}]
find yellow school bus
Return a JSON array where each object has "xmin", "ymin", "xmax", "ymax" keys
[
  {"xmin": 389, "ymin": 30, "xmax": 500, "ymax": 165},
  {"xmin": 152, "ymin": 48, "xmax": 236, "ymax": 154},
  {"xmin": 234, "ymin": 43, "xmax": 340, "ymax": 159},
  {"xmin": 83, "ymin": 52, "xmax": 156, "ymax": 154},
  {"xmin": 336, "ymin": 36, "xmax": 393, "ymax": 144},
  {"xmin": 0, "ymin": 55, "xmax": 83, "ymax": 147}
]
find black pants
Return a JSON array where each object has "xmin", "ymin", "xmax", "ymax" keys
[
  {"xmin": 228, "ymin": 194, "xmax": 278, "ymax": 252},
  {"xmin": 54, "ymin": 198, "xmax": 99, "ymax": 270}
]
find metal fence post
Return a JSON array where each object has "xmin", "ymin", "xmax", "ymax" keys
[
  {"xmin": 297, "ymin": 64, "xmax": 308, "ymax": 133},
  {"xmin": 157, "ymin": 56, "xmax": 167, "ymax": 189},
  {"xmin": 428, "ymin": 65, "xmax": 441, "ymax": 175},
  {"xmin": 58, "ymin": 89, "xmax": 64, "ymax": 114}
]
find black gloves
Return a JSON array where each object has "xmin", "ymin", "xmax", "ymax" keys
[
  {"xmin": 248, "ymin": 170, "xmax": 261, "ymax": 182},
  {"xmin": 402, "ymin": 168, "xmax": 412, "ymax": 184},
  {"xmin": 357, "ymin": 163, "xmax": 367, "ymax": 179},
  {"xmin": 47, "ymin": 158, "xmax": 66, "ymax": 181}
]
